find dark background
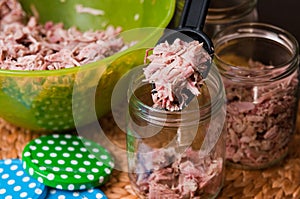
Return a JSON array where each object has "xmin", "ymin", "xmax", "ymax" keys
[{"xmin": 257, "ymin": 0, "xmax": 300, "ymax": 44}]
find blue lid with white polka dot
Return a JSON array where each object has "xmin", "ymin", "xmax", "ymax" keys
[
  {"xmin": 0, "ymin": 159, "xmax": 48, "ymax": 199},
  {"xmin": 46, "ymin": 188, "xmax": 107, "ymax": 199},
  {"xmin": 22, "ymin": 134, "xmax": 115, "ymax": 191}
]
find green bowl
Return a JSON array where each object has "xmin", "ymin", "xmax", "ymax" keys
[{"xmin": 0, "ymin": 0, "xmax": 175, "ymax": 132}]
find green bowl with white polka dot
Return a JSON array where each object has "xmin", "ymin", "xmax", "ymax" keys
[{"xmin": 0, "ymin": 0, "xmax": 175, "ymax": 132}]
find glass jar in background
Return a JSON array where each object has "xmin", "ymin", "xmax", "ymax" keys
[
  {"xmin": 169, "ymin": 0, "xmax": 258, "ymax": 38},
  {"xmin": 213, "ymin": 23, "xmax": 299, "ymax": 169},
  {"xmin": 204, "ymin": 0, "xmax": 258, "ymax": 37},
  {"xmin": 126, "ymin": 65, "xmax": 227, "ymax": 198}
]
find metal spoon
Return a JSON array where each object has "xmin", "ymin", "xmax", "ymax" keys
[{"xmin": 152, "ymin": 0, "xmax": 214, "ymax": 110}]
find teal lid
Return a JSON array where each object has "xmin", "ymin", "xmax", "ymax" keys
[
  {"xmin": 0, "ymin": 159, "xmax": 48, "ymax": 199},
  {"xmin": 46, "ymin": 188, "xmax": 107, "ymax": 199},
  {"xmin": 22, "ymin": 134, "xmax": 114, "ymax": 190}
]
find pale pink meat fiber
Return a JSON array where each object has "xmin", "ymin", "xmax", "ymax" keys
[
  {"xmin": 143, "ymin": 38, "xmax": 211, "ymax": 111},
  {"xmin": 0, "ymin": 0, "xmax": 129, "ymax": 71}
]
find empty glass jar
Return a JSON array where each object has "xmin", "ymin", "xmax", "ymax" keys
[
  {"xmin": 204, "ymin": 0, "xmax": 258, "ymax": 37},
  {"xmin": 126, "ymin": 65, "xmax": 226, "ymax": 198},
  {"xmin": 213, "ymin": 23, "xmax": 299, "ymax": 169},
  {"xmin": 170, "ymin": 0, "xmax": 258, "ymax": 38}
]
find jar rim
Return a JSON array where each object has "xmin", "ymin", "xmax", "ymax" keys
[
  {"xmin": 213, "ymin": 22, "xmax": 299, "ymax": 82},
  {"xmin": 127, "ymin": 65, "xmax": 226, "ymax": 126},
  {"xmin": 207, "ymin": 0, "xmax": 257, "ymax": 23}
]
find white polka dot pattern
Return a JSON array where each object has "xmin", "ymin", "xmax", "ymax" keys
[
  {"xmin": 22, "ymin": 134, "xmax": 114, "ymax": 190},
  {"xmin": 0, "ymin": 159, "xmax": 47, "ymax": 199},
  {"xmin": 46, "ymin": 188, "xmax": 107, "ymax": 199}
]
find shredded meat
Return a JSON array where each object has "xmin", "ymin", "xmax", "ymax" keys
[
  {"xmin": 0, "ymin": 0, "xmax": 129, "ymax": 71},
  {"xmin": 143, "ymin": 38, "xmax": 211, "ymax": 111},
  {"xmin": 130, "ymin": 147, "xmax": 223, "ymax": 199},
  {"xmin": 225, "ymin": 60, "xmax": 299, "ymax": 168}
]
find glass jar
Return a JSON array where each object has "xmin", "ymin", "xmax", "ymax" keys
[
  {"xmin": 204, "ymin": 0, "xmax": 258, "ymax": 37},
  {"xmin": 126, "ymin": 65, "xmax": 227, "ymax": 199},
  {"xmin": 213, "ymin": 23, "xmax": 300, "ymax": 169},
  {"xmin": 169, "ymin": 0, "xmax": 258, "ymax": 38}
]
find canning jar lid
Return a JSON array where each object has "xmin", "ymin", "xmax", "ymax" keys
[
  {"xmin": 22, "ymin": 134, "xmax": 114, "ymax": 191},
  {"xmin": 0, "ymin": 158, "xmax": 48, "ymax": 199},
  {"xmin": 46, "ymin": 188, "xmax": 107, "ymax": 199}
]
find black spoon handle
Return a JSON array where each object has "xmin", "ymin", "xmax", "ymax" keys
[{"xmin": 179, "ymin": 0, "xmax": 210, "ymax": 31}]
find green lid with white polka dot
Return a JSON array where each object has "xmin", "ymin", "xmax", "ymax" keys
[{"xmin": 22, "ymin": 134, "xmax": 114, "ymax": 191}]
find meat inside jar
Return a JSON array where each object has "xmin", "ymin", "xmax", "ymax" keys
[
  {"xmin": 126, "ymin": 38, "xmax": 226, "ymax": 199},
  {"xmin": 222, "ymin": 56, "xmax": 299, "ymax": 169}
]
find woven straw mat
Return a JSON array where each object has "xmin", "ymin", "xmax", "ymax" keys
[{"xmin": 1, "ymin": 102, "xmax": 300, "ymax": 199}]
